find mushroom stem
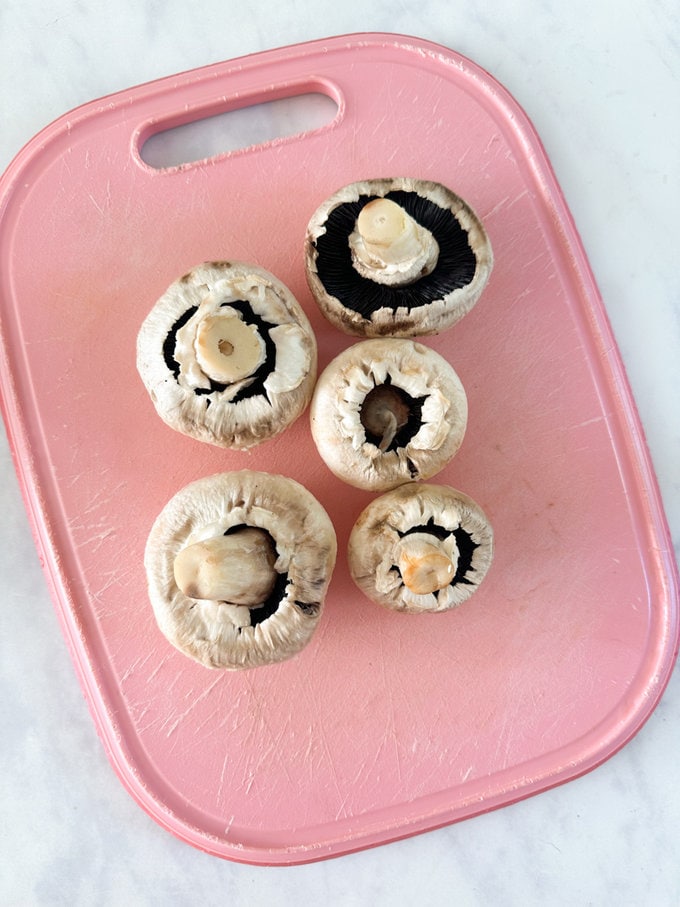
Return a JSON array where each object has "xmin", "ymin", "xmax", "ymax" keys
[
  {"xmin": 349, "ymin": 197, "xmax": 439, "ymax": 285},
  {"xmin": 396, "ymin": 533, "xmax": 457, "ymax": 595},
  {"xmin": 173, "ymin": 527, "xmax": 277, "ymax": 605},
  {"xmin": 194, "ymin": 313, "xmax": 266, "ymax": 384},
  {"xmin": 360, "ymin": 384, "xmax": 411, "ymax": 451}
]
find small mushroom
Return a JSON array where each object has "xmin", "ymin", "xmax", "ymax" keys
[
  {"xmin": 310, "ymin": 338, "xmax": 468, "ymax": 491},
  {"xmin": 348, "ymin": 482, "xmax": 494, "ymax": 613},
  {"xmin": 144, "ymin": 470, "xmax": 337, "ymax": 669},
  {"xmin": 305, "ymin": 177, "xmax": 493, "ymax": 337},
  {"xmin": 136, "ymin": 261, "xmax": 317, "ymax": 450}
]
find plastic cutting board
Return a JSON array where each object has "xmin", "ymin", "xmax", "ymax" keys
[{"xmin": 0, "ymin": 33, "xmax": 678, "ymax": 865}]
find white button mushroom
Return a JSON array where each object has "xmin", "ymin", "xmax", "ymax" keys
[
  {"xmin": 305, "ymin": 177, "xmax": 493, "ymax": 337},
  {"xmin": 136, "ymin": 261, "xmax": 317, "ymax": 450},
  {"xmin": 310, "ymin": 338, "xmax": 468, "ymax": 492},
  {"xmin": 144, "ymin": 470, "xmax": 337, "ymax": 670},
  {"xmin": 348, "ymin": 482, "xmax": 494, "ymax": 613}
]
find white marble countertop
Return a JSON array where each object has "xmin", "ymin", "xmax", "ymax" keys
[{"xmin": 1, "ymin": 2, "xmax": 678, "ymax": 904}]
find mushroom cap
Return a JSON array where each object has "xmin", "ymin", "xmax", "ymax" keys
[
  {"xmin": 348, "ymin": 482, "xmax": 494, "ymax": 613},
  {"xmin": 144, "ymin": 470, "xmax": 337, "ymax": 669},
  {"xmin": 304, "ymin": 177, "xmax": 493, "ymax": 338},
  {"xmin": 136, "ymin": 261, "xmax": 317, "ymax": 450},
  {"xmin": 310, "ymin": 338, "xmax": 468, "ymax": 491}
]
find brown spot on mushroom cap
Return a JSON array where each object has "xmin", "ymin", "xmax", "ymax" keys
[{"xmin": 183, "ymin": 583, "xmax": 201, "ymax": 600}]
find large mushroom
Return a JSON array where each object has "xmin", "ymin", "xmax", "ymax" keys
[
  {"xmin": 348, "ymin": 482, "xmax": 494, "ymax": 613},
  {"xmin": 136, "ymin": 261, "xmax": 317, "ymax": 449},
  {"xmin": 144, "ymin": 470, "xmax": 337, "ymax": 669},
  {"xmin": 310, "ymin": 338, "xmax": 468, "ymax": 491},
  {"xmin": 304, "ymin": 177, "xmax": 493, "ymax": 337}
]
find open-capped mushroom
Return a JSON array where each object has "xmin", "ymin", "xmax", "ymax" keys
[
  {"xmin": 136, "ymin": 261, "xmax": 317, "ymax": 449},
  {"xmin": 310, "ymin": 338, "xmax": 468, "ymax": 491},
  {"xmin": 304, "ymin": 177, "xmax": 493, "ymax": 337},
  {"xmin": 348, "ymin": 482, "xmax": 494, "ymax": 613},
  {"xmin": 144, "ymin": 470, "xmax": 337, "ymax": 669}
]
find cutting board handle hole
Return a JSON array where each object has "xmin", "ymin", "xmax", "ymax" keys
[{"xmin": 139, "ymin": 89, "xmax": 339, "ymax": 169}]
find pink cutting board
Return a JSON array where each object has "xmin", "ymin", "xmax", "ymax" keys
[{"xmin": 0, "ymin": 33, "xmax": 677, "ymax": 865}]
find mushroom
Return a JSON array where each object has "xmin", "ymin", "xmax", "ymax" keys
[
  {"xmin": 144, "ymin": 470, "xmax": 337, "ymax": 669},
  {"xmin": 136, "ymin": 261, "xmax": 317, "ymax": 450},
  {"xmin": 348, "ymin": 482, "xmax": 494, "ymax": 613},
  {"xmin": 310, "ymin": 338, "xmax": 468, "ymax": 491},
  {"xmin": 304, "ymin": 177, "xmax": 493, "ymax": 337}
]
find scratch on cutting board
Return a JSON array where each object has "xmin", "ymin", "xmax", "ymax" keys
[
  {"xmin": 488, "ymin": 186, "xmax": 535, "ymax": 219},
  {"xmin": 82, "ymin": 526, "xmax": 117, "ymax": 554},
  {"xmin": 82, "ymin": 481, "xmax": 129, "ymax": 515},
  {"xmin": 145, "ymin": 652, "xmax": 175, "ymax": 681},
  {"xmin": 86, "ymin": 180, "xmax": 113, "ymax": 217},
  {"xmin": 333, "ymin": 724, "xmax": 395, "ymax": 818},
  {"xmin": 571, "ymin": 415, "xmax": 605, "ymax": 430},
  {"xmin": 120, "ymin": 651, "xmax": 159, "ymax": 683},
  {"xmin": 378, "ymin": 625, "xmax": 403, "ymax": 786},
  {"xmin": 240, "ymin": 675, "xmax": 297, "ymax": 789},
  {"xmin": 90, "ymin": 570, "xmax": 120, "ymax": 605},
  {"xmin": 216, "ymin": 751, "xmax": 232, "ymax": 805},
  {"xmin": 314, "ymin": 710, "xmax": 346, "ymax": 816},
  {"xmin": 491, "ymin": 702, "xmax": 522, "ymax": 771},
  {"xmin": 484, "ymin": 195, "xmax": 512, "ymax": 220},
  {"xmin": 87, "ymin": 193, "xmax": 105, "ymax": 217},
  {"xmin": 162, "ymin": 675, "xmax": 223, "ymax": 738}
]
